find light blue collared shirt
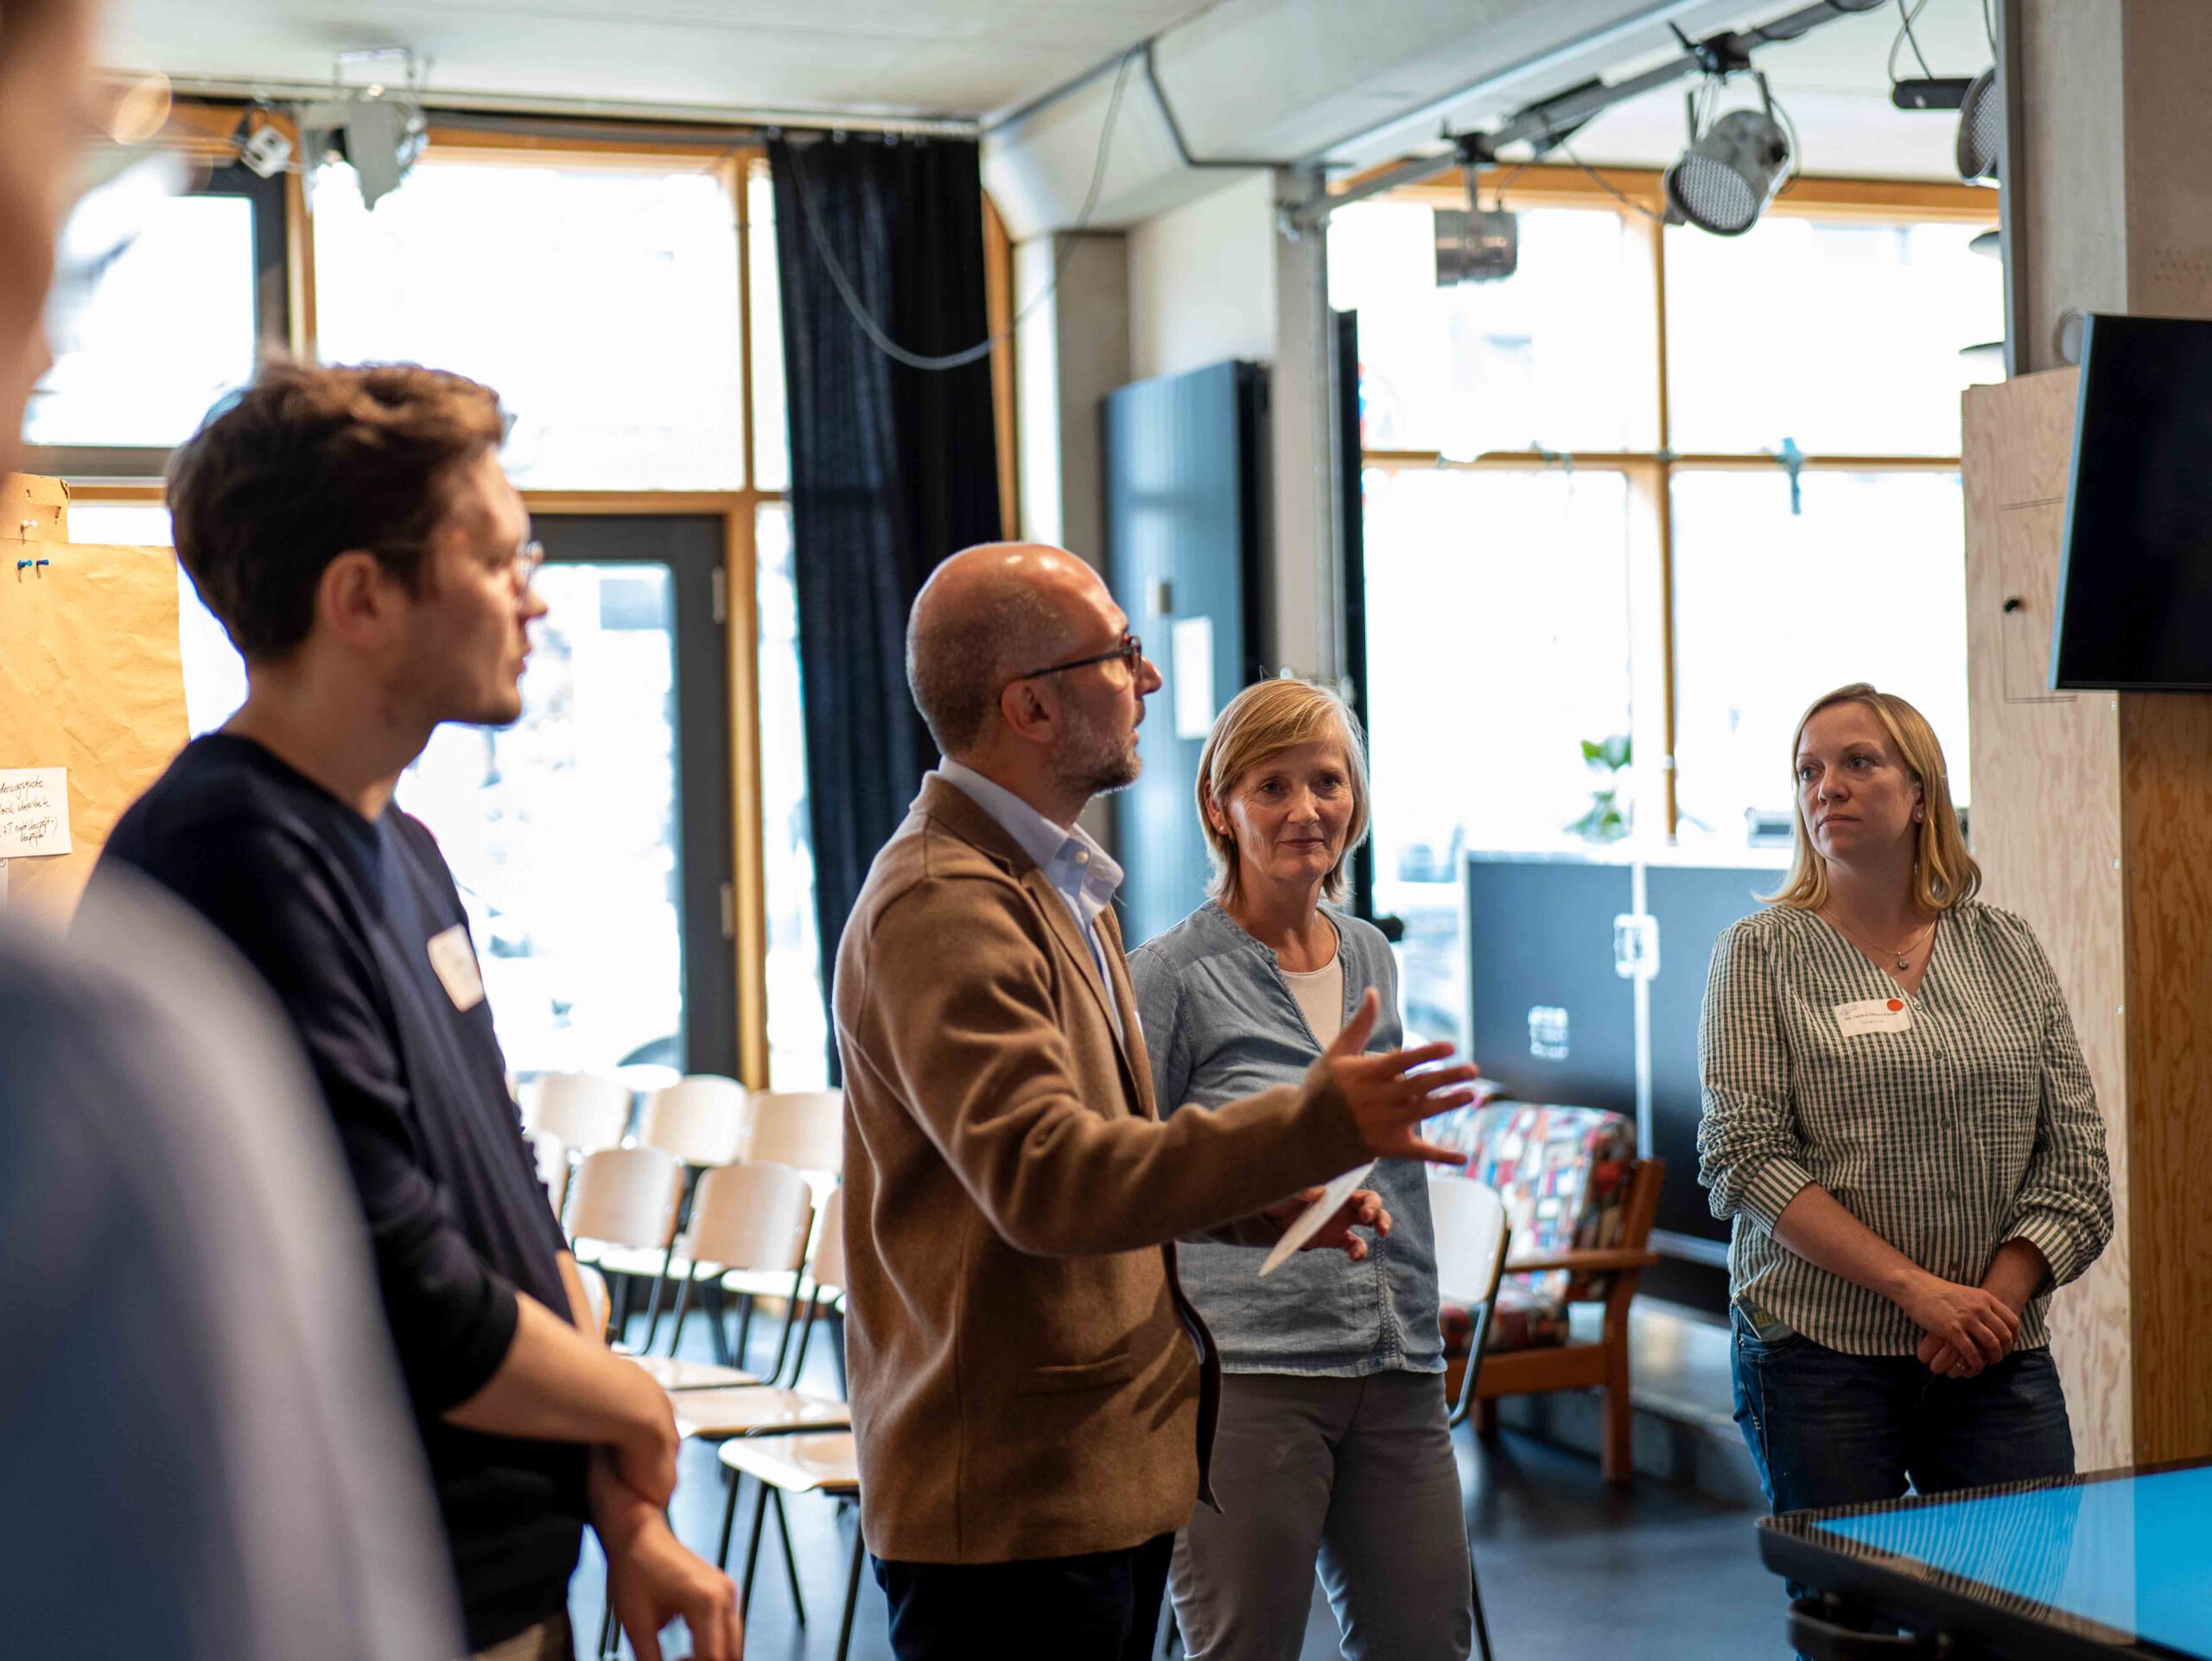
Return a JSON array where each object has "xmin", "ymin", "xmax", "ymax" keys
[{"xmin": 937, "ymin": 759, "xmax": 1126, "ymax": 1042}]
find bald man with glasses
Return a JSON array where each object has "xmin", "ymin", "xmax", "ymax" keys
[{"xmin": 835, "ymin": 541, "xmax": 1480, "ymax": 1660}]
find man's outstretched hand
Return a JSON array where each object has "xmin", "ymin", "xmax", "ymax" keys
[
  {"xmin": 1322, "ymin": 988, "xmax": 1479, "ymax": 1164},
  {"xmin": 1263, "ymin": 1186, "xmax": 1392, "ymax": 1261}
]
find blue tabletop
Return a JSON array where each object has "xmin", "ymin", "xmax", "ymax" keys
[{"xmin": 1815, "ymin": 1466, "xmax": 2212, "ymax": 1656}]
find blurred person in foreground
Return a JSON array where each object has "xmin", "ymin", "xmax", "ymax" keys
[
  {"xmin": 1131, "ymin": 677, "xmax": 1471, "ymax": 1661},
  {"xmin": 1699, "ymin": 683, "xmax": 2110, "ymax": 1600},
  {"xmin": 94, "ymin": 360, "xmax": 741, "ymax": 1661},
  {"xmin": 836, "ymin": 542, "xmax": 1480, "ymax": 1660},
  {"xmin": 2, "ymin": 3, "xmax": 456, "ymax": 1656}
]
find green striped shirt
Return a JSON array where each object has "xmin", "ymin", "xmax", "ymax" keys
[{"xmin": 1697, "ymin": 901, "xmax": 2112, "ymax": 1356}]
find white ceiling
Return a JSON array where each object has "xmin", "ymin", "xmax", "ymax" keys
[
  {"xmin": 105, "ymin": 0, "xmax": 2005, "ymax": 202},
  {"xmin": 1507, "ymin": 1, "xmax": 2002, "ymax": 180},
  {"xmin": 102, "ymin": 0, "xmax": 1212, "ymax": 120}
]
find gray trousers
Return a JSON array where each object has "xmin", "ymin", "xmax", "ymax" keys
[{"xmin": 1170, "ymin": 1369, "xmax": 1472, "ymax": 1661}]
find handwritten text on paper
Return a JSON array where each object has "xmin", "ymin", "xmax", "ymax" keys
[{"xmin": 0, "ymin": 769, "xmax": 72, "ymax": 859}]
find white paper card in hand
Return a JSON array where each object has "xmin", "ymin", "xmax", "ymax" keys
[
  {"xmin": 0, "ymin": 768, "xmax": 70, "ymax": 858},
  {"xmin": 1259, "ymin": 1160, "xmax": 1376, "ymax": 1277}
]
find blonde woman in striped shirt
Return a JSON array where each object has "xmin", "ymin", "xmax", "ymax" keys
[{"xmin": 1698, "ymin": 684, "xmax": 2111, "ymax": 1546}]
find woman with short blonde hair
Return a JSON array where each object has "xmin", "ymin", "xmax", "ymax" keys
[
  {"xmin": 1699, "ymin": 681, "xmax": 2111, "ymax": 1616},
  {"xmin": 1194, "ymin": 677, "xmax": 1373, "ymax": 909},
  {"xmin": 1133, "ymin": 677, "xmax": 1471, "ymax": 1661}
]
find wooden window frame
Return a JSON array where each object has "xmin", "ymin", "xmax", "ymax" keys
[{"xmin": 1349, "ymin": 162, "xmax": 1999, "ymax": 836}]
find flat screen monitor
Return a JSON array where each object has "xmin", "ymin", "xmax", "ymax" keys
[
  {"xmin": 2054, "ymin": 314, "xmax": 2212, "ymax": 691},
  {"xmin": 1761, "ymin": 1461, "xmax": 2212, "ymax": 1658}
]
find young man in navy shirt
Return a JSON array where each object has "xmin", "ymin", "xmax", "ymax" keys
[{"xmin": 100, "ymin": 361, "xmax": 740, "ymax": 1661}]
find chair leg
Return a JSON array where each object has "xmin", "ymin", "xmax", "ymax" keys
[
  {"xmin": 597, "ymin": 1562, "xmax": 620, "ymax": 1658},
  {"xmin": 790, "ymin": 1295, "xmax": 822, "ymax": 1383},
  {"xmin": 1601, "ymin": 1352, "xmax": 1633, "ymax": 1485},
  {"xmin": 832, "ymin": 1312, "xmax": 849, "ymax": 1398},
  {"xmin": 836, "ymin": 1514, "xmax": 867, "ymax": 1661},
  {"xmin": 772, "ymin": 1488, "xmax": 809, "ymax": 1627},
  {"xmin": 734, "ymin": 1296, "xmax": 756, "ymax": 1370},
  {"xmin": 1471, "ymin": 1549, "xmax": 1496, "ymax": 1661},
  {"xmin": 739, "ymin": 1473, "xmax": 772, "ymax": 1620},
  {"xmin": 703, "ymin": 1280, "xmax": 731, "ymax": 1367},
  {"xmin": 766, "ymin": 1270, "xmax": 805, "ymax": 1383},
  {"xmin": 639, "ymin": 1246, "xmax": 672, "ymax": 1353},
  {"xmin": 1474, "ymin": 1397, "xmax": 1499, "ymax": 1438},
  {"xmin": 664, "ymin": 1271, "xmax": 694, "ymax": 1358},
  {"xmin": 715, "ymin": 1464, "xmax": 744, "ymax": 1570}
]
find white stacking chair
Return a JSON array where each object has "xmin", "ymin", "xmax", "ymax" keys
[
  {"xmin": 638, "ymin": 1074, "xmax": 748, "ymax": 1168},
  {"xmin": 1427, "ymin": 1168, "xmax": 1509, "ymax": 1661},
  {"xmin": 718, "ymin": 1432, "xmax": 865, "ymax": 1658},
  {"xmin": 741, "ymin": 1089, "xmax": 844, "ymax": 1181},
  {"xmin": 609, "ymin": 1075, "xmax": 753, "ymax": 1353},
  {"xmin": 783, "ymin": 1185, "xmax": 849, "ymax": 1394},
  {"xmin": 526, "ymin": 1071, "xmax": 632, "ymax": 1155},
  {"xmin": 659, "ymin": 1160, "xmax": 815, "ymax": 1371},
  {"xmin": 565, "ymin": 1146, "xmax": 682, "ymax": 1345}
]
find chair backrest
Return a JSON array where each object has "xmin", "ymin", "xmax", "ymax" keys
[
  {"xmin": 808, "ymin": 1185, "xmax": 848, "ymax": 1295},
  {"xmin": 527, "ymin": 1128, "xmax": 569, "ymax": 1215},
  {"xmin": 575, "ymin": 1262, "xmax": 612, "ymax": 1340},
  {"xmin": 527, "ymin": 1072, "xmax": 632, "ymax": 1155},
  {"xmin": 744, "ymin": 1089, "xmax": 844, "ymax": 1177},
  {"xmin": 685, "ymin": 1160, "xmax": 815, "ymax": 1274},
  {"xmin": 567, "ymin": 1145, "xmax": 682, "ymax": 1251},
  {"xmin": 1459, "ymin": 1101, "xmax": 1636, "ymax": 1301},
  {"xmin": 1427, "ymin": 1170, "xmax": 1510, "ymax": 1309},
  {"xmin": 639, "ymin": 1074, "xmax": 747, "ymax": 1167}
]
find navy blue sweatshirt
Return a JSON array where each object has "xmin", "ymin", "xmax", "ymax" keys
[{"xmin": 99, "ymin": 734, "xmax": 587, "ymax": 1651}]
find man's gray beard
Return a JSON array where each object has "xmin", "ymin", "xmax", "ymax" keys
[{"xmin": 1053, "ymin": 715, "xmax": 1142, "ymax": 801}]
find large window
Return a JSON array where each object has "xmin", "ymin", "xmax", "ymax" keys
[
  {"xmin": 314, "ymin": 156, "xmax": 746, "ymax": 489},
  {"xmin": 1337, "ymin": 169, "xmax": 2000, "ymax": 1044},
  {"xmin": 1331, "ymin": 201, "xmax": 1656, "ymax": 458},
  {"xmin": 38, "ymin": 126, "xmax": 830, "ymax": 1089}
]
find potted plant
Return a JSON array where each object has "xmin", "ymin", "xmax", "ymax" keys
[{"xmin": 1567, "ymin": 733, "xmax": 1632, "ymax": 843}]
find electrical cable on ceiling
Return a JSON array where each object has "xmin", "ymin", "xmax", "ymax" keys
[
  {"xmin": 1553, "ymin": 140, "xmax": 1666, "ymax": 222},
  {"xmin": 784, "ymin": 47, "xmax": 1135, "ymax": 373},
  {"xmin": 1889, "ymin": 0, "xmax": 1936, "ymax": 84}
]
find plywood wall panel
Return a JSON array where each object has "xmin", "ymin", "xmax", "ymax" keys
[
  {"xmin": 1962, "ymin": 372, "xmax": 2134, "ymax": 1470},
  {"xmin": 2116, "ymin": 692, "xmax": 2212, "ymax": 1463}
]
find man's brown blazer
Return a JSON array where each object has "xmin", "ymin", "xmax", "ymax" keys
[{"xmin": 833, "ymin": 774, "xmax": 1371, "ymax": 1564}]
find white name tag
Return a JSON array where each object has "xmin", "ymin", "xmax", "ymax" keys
[
  {"xmin": 427, "ymin": 924, "xmax": 486, "ymax": 1012},
  {"xmin": 1834, "ymin": 996, "xmax": 1911, "ymax": 1037}
]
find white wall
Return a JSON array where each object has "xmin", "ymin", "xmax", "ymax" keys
[
  {"xmin": 1127, "ymin": 171, "xmax": 1279, "ymax": 385},
  {"xmin": 1014, "ymin": 232, "xmax": 1130, "ymax": 565}
]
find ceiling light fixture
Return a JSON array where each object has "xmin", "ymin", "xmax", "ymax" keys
[
  {"xmin": 299, "ymin": 48, "xmax": 429, "ymax": 210},
  {"xmin": 1664, "ymin": 72, "xmax": 1791, "ymax": 237},
  {"xmin": 1434, "ymin": 154, "xmax": 1519, "ymax": 284},
  {"xmin": 1956, "ymin": 67, "xmax": 2000, "ymax": 182}
]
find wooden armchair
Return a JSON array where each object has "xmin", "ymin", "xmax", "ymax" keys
[{"xmin": 1435, "ymin": 1102, "xmax": 1665, "ymax": 1485}]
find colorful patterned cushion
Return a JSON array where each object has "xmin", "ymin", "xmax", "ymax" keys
[
  {"xmin": 1456, "ymin": 1102, "xmax": 1635, "ymax": 1303},
  {"xmin": 1430, "ymin": 1100, "xmax": 1638, "ymax": 1362},
  {"xmin": 1438, "ymin": 1281, "xmax": 1570, "ymax": 1357}
]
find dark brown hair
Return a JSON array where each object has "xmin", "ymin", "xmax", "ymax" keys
[{"xmin": 167, "ymin": 359, "xmax": 506, "ymax": 660}]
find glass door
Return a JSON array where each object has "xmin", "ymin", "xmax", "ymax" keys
[{"xmin": 397, "ymin": 513, "xmax": 736, "ymax": 1079}]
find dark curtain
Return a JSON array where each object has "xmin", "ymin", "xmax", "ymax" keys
[{"xmin": 770, "ymin": 135, "xmax": 1003, "ymax": 1072}]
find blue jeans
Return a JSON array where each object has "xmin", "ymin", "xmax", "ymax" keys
[{"xmin": 1730, "ymin": 1304, "xmax": 2075, "ymax": 1619}]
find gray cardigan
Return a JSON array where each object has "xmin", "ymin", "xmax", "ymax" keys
[{"xmin": 1129, "ymin": 901, "xmax": 1444, "ymax": 1378}]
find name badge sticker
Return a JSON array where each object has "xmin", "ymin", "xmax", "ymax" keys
[
  {"xmin": 427, "ymin": 924, "xmax": 487, "ymax": 1012},
  {"xmin": 1834, "ymin": 996, "xmax": 1911, "ymax": 1037}
]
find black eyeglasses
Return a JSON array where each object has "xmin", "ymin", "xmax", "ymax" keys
[{"xmin": 1007, "ymin": 633, "xmax": 1144, "ymax": 684}]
